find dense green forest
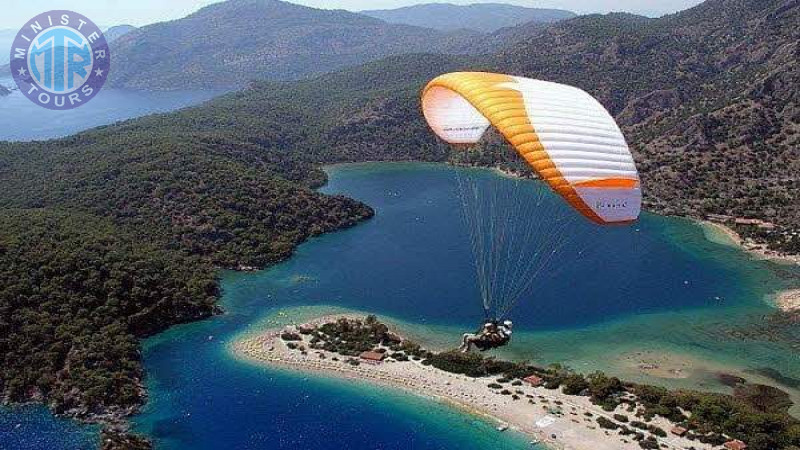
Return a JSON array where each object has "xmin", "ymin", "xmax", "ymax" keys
[
  {"xmin": 0, "ymin": 211, "xmax": 217, "ymax": 410},
  {"xmin": 0, "ymin": 96, "xmax": 374, "ymax": 443}
]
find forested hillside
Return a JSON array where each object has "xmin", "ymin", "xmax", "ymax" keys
[
  {"xmin": 0, "ymin": 102, "xmax": 373, "ymax": 444},
  {"xmin": 494, "ymin": 0, "xmax": 799, "ymax": 248},
  {"xmin": 108, "ymin": 0, "xmax": 482, "ymax": 89},
  {"xmin": 237, "ymin": 0, "xmax": 800, "ymax": 251}
]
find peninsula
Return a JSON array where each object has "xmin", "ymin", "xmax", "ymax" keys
[{"xmin": 233, "ymin": 315, "xmax": 800, "ymax": 450}]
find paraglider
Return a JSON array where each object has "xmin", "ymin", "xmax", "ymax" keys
[
  {"xmin": 420, "ymin": 72, "xmax": 641, "ymax": 351},
  {"xmin": 459, "ymin": 320, "xmax": 513, "ymax": 352}
]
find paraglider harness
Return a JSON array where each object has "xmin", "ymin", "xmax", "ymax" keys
[{"xmin": 473, "ymin": 319, "xmax": 511, "ymax": 351}]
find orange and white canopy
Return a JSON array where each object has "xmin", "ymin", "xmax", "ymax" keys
[{"xmin": 421, "ymin": 72, "xmax": 641, "ymax": 224}]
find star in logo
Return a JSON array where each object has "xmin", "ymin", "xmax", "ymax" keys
[
  {"xmin": 94, "ymin": 68, "xmax": 104, "ymax": 77},
  {"xmin": 17, "ymin": 67, "xmax": 27, "ymax": 76}
]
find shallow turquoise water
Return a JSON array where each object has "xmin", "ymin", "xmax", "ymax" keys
[{"xmin": 5, "ymin": 162, "xmax": 797, "ymax": 449}]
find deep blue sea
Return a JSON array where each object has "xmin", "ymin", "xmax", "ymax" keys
[
  {"xmin": 0, "ymin": 76, "xmax": 223, "ymax": 141},
  {"xmin": 2, "ymin": 162, "xmax": 797, "ymax": 450}
]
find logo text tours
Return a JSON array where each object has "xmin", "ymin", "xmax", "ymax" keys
[{"xmin": 10, "ymin": 10, "xmax": 110, "ymax": 110}]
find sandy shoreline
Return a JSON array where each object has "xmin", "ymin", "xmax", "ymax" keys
[
  {"xmin": 231, "ymin": 315, "xmax": 715, "ymax": 450},
  {"xmin": 776, "ymin": 289, "xmax": 800, "ymax": 312},
  {"xmin": 700, "ymin": 220, "xmax": 800, "ymax": 266},
  {"xmin": 700, "ymin": 220, "xmax": 800, "ymax": 313}
]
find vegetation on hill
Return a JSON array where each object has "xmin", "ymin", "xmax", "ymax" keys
[
  {"xmin": 0, "ymin": 95, "xmax": 373, "ymax": 445},
  {"xmin": 494, "ymin": 0, "xmax": 799, "ymax": 251},
  {"xmin": 108, "ymin": 0, "xmax": 482, "ymax": 89},
  {"xmin": 361, "ymin": 3, "xmax": 575, "ymax": 33},
  {"xmin": 185, "ymin": 0, "xmax": 800, "ymax": 252},
  {"xmin": 0, "ymin": 0, "xmax": 797, "ymax": 447},
  {"xmin": 268, "ymin": 0, "xmax": 800, "ymax": 253},
  {"xmin": 107, "ymin": 0, "xmax": 800, "ymax": 252}
]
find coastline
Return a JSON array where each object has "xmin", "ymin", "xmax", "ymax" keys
[
  {"xmin": 326, "ymin": 161, "xmax": 800, "ymax": 272},
  {"xmin": 776, "ymin": 289, "xmax": 800, "ymax": 312},
  {"xmin": 699, "ymin": 220, "xmax": 800, "ymax": 266},
  {"xmin": 699, "ymin": 220, "xmax": 800, "ymax": 312},
  {"xmin": 231, "ymin": 315, "xmax": 716, "ymax": 450}
]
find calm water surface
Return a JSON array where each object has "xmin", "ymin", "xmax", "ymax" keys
[
  {"xmin": 0, "ymin": 76, "xmax": 223, "ymax": 141},
  {"xmin": 2, "ymin": 162, "xmax": 797, "ymax": 449}
]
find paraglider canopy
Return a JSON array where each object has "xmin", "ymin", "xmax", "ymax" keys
[
  {"xmin": 420, "ymin": 72, "xmax": 642, "ymax": 326},
  {"xmin": 422, "ymin": 72, "xmax": 641, "ymax": 225}
]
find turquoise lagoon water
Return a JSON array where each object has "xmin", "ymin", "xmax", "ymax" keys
[{"xmin": 4, "ymin": 162, "xmax": 798, "ymax": 449}]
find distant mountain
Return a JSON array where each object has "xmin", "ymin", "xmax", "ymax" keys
[
  {"xmin": 103, "ymin": 24, "xmax": 137, "ymax": 43},
  {"xmin": 361, "ymin": 3, "xmax": 576, "ymax": 33},
  {"xmin": 0, "ymin": 25, "xmax": 135, "ymax": 70},
  {"xmin": 109, "ymin": 0, "xmax": 482, "ymax": 89},
  {"xmin": 0, "ymin": 29, "xmax": 16, "ymax": 66}
]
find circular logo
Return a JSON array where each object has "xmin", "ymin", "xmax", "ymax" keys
[{"xmin": 9, "ymin": 10, "xmax": 110, "ymax": 110}]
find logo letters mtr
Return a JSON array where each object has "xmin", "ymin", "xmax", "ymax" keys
[{"xmin": 28, "ymin": 27, "xmax": 92, "ymax": 93}]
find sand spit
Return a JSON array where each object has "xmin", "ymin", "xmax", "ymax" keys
[
  {"xmin": 776, "ymin": 289, "xmax": 800, "ymax": 312},
  {"xmin": 231, "ymin": 315, "xmax": 717, "ymax": 450},
  {"xmin": 700, "ymin": 220, "xmax": 800, "ymax": 265}
]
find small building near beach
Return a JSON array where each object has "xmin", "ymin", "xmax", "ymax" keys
[
  {"xmin": 298, "ymin": 324, "xmax": 316, "ymax": 334},
  {"xmin": 724, "ymin": 439, "xmax": 747, "ymax": 450},
  {"xmin": 359, "ymin": 351, "xmax": 385, "ymax": 364},
  {"xmin": 523, "ymin": 375, "xmax": 544, "ymax": 387},
  {"xmin": 670, "ymin": 426, "xmax": 687, "ymax": 437}
]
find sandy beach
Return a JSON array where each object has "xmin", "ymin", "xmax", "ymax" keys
[
  {"xmin": 776, "ymin": 289, "xmax": 800, "ymax": 312},
  {"xmin": 231, "ymin": 315, "xmax": 716, "ymax": 450},
  {"xmin": 700, "ymin": 220, "xmax": 800, "ymax": 265}
]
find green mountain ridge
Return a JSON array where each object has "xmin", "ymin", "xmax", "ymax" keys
[
  {"xmin": 361, "ymin": 3, "xmax": 576, "ymax": 33},
  {"xmin": 108, "ymin": 0, "xmax": 484, "ymax": 89}
]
